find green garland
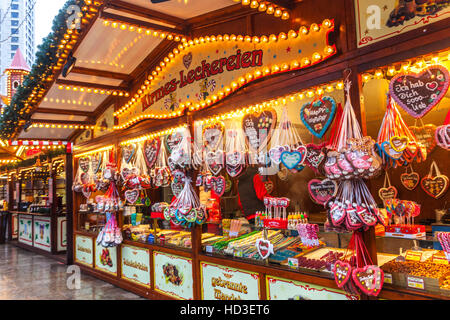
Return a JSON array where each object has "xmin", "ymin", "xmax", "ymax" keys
[{"xmin": 0, "ymin": 0, "xmax": 89, "ymax": 139}]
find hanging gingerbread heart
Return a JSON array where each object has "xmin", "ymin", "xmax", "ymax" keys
[
  {"xmin": 171, "ymin": 181, "xmax": 184, "ymax": 198},
  {"xmin": 421, "ymin": 160, "xmax": 449, "ymax": 199},
  {"xmin": 389, "ymin": 65, "xmax": 449, "ymax": 118},
  {"xmin": 165, "ymin": 132, "xmax": 183, "ymax": 154},
  {"xmin": 352, "ymin": 265, "xmax": 384, "ymax": 297},
  {"xmin": 81, "ymin": 187, "xmax": 91, "ymax": 199},
  {"xmin": 122, "ymin": 144, "xmax": 136, "ymax": 164},
  {"xmin": 308, "ymin": 178, "xmax": 338, "ymax": 205},
  {"xmin": 264, "ymin": 180, "xmax": 274, "ymax": 194},
  {"xmin": 79, "ymin": 157, "xmax": 90, "ymax": 173},
  {"xmin": 206, "ymin": 150, "xmax": 224, "ymax": 176},
  {"xmin": 410, "ymin": 124, "xmax": 437, "ymax": 154},
  {"xmin": 225, "ymin": 151, "xmax": 243, "ymax": 167},
  {"xmin": 90, "ymin": 154, "xmax": 102, "ymax": 174},
  {"xmin": 435, "ymin": 125, "xmax": 450, "ymax": 150},
  {"xmin": 226, "ymin": 163, "xmax": 243, "ymax": 178},
  {"xmin": 124, "ymin": 189, "xmax": 140, "ymax": 204},
  {"xmin": 304, "ymin": 143, "xmax": 326, "ymax": 173},
  {"xmin": 389, "ymin": 136, "xmax": 409, "ymax": 152},
  {"xmin": 378, "ymin": 186, "xmax": 397, "ymax": 203},
  {"xmin": 400, "ymin": 170, "xmax": 420, "ymax": 191},
  {"xmin": 333, "ymin": 261, "xmax": 352, "ymax": 288},
  {"xmin": 268, "ymin": 145, "xmax": 289, "ymax": 165},
  {"xmin": 277, "ymin": 167, "xmax": 289, "ymax": 180},
  {"xmin": 211, "ymin": 176, "xmax": 226, "ymax": 197},
  {"xmin": 300, "ymin": 96, "xmax": 336, "ymax": 138},
  {"xmin": 280, "ymin": 150, "xmax": 304, "ymax": 170},
  {"xmin": 242, "ymin": 107, "xmax": 277, "ymax": 152},
  {"xmin": 143, "ymin": 138, "xmax": 161, "ymax": 169},
  {"xmin": 203, "ymin": 122, "xmax": 224, "ymax": 150}
]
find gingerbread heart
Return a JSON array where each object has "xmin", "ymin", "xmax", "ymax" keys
[
  {"xmin": 378, "ymin": 186, "xmax": 398, "ymax": 202},
  {"xmin": 380, "ymin": 141, "xmax": 403, "ymax": 160},
  {"xmin": 171, "ymin": 181, "xmax": 184, "ymax": 198},
  {"xmin": 122, "ymin": 144, "xmax": 136, "ymax": 163},
  {"xmin": 165, "ymin": 132, "xmax": 183, "ymax": 154},
  {"xmin": 203, "ymin": 123, "xmax": 224, "ymax": 150},
  {"xmin": 308, "ymin": 178, "xmax": 337, "ymax": 205},
  {"xmin": 352, "ymin": 265, "xmax": 384, "ymax": 297},
  {"xmin": 124, "ymin": 189, "xmax": 140, "ymax": 204},
  {"xmin": 280, "ymin": 151, "xmax": 303, "ymax": 170},
  {"xmin": 255, "ymin": 238, "xmax": 273, "ymax": 259},
  {"xmin": 300, "ymin": 96, "xmax": 337, "ymax": 138},
  {"xmin": 410, "ymin": 124, "xmax": 437, "ymax": 154},
  {"xmin": 143, "ymin": 138, "xmax": 161, "ymax": 169},
  {"xmin": 389, "ymin": 65, "xmax": 450, "ymax": 118},
  {"xmin": 242, "ymin": 108, "xmax": 277, "ymax": 152},
  {"xmin": 304, "ymin": 143, "xmax": 326, "ymax": 173},
  {"xmin": 390, "ymin": 136, "xmax": 409, "ymax": 152},
  {"xmin": 421, "ymin": 175, "xmax": 449, "ymax": 199},
  {"xmin": 90, "ymin": 154, "xmax": 102, "ymax": 174},
  {"xmin": 79, "ymin": 157, "xmax": 90, "ymax": 173},
  {"xmin": 400, "ymin": 172, "xmax": 420, "ymax": 190},
  {"xmin": 211, "ymin": 176, "xmax": 226, "ymax": 197},
  {"xmin": 264, "ymin": 180, "xmax": 274, "ymax": 194},
  {"xmin": 334, "ymin": 261, "xmax": 352, "ymax": 288},
  {"xmin": 183, "ymin": 52, "xmax": 192, "ymax": 69},
  {"xmin": 206, "ymin": 150, "xmax": 224, "ymax": 176}
]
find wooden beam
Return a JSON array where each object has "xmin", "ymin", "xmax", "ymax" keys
[
  {"xmin": 266, "ymin": 0, "xmax": 295, "ymax": 10},
  {"xmin": 104, "ymin": 0, "xmax": 186, "ymax": 28},
  {"xmin": 70, "ymin": 66, "xmax": 130, "ymax": 81},
  {"xmin": 100, "ymin": 11, "xmax": 188, "ymax": 36},
  {"xmin": 35, "ymin": 108, "xmax": 95, "ymax": 117},
  {"xmin": 55, "ymin": 79, "xmax": 128, "ymax": 91}
]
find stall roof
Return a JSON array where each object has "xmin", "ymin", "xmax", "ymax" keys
[{"xmin": 9, "ymin": 0, "xmax": 294, "ymax": 142}]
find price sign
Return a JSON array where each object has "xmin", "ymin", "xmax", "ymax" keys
[
  {"xmin": 407, "ymin": 276, "xmax": 425, "ymax": 290},
  {"xmin": 405, "ymin": 250, "xmax": 423, "ymax": 262},
  {"xmin": 432, "ymin": 254, "xmax": 449, "ymax": 265},
  {"xmin": 384, "ymin": 273, "xmax": 393, "ymax": 284}
]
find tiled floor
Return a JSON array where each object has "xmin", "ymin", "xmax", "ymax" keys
[{"xmin": 0, "ymin": 244, "xmax": 145, "ymax": 300}]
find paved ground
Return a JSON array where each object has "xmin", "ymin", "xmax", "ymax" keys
[{"xmin": 0, "ymin": 244, "xmax": 145, "ymax": 300}]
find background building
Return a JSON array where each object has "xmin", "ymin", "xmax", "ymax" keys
[{"xmin": 0, "ymin": 0, "xmax": 35, "ymax": 97}]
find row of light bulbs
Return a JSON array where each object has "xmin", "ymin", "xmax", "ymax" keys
[
  {"xmin": 233, "ymin": 0, "xmax": 290, "ymax": 20},
  {"xmin": 362, "ymin": 54, "xmax": 448, "ymax": 83},
  {"xmin": 74, "ymin": 145, "xmax": 114, "ymax": 159},
  {"xmin": 120, "ymin": 124, "xmax": 188, "ymax": 146},
  {"xmin": 31, "ymin": 123, "xmax": 96, "ymax": 130},
  {"xmin": 43, "ymin": 97, "xmax": 93, "ymax": 106},
  {"xmin": 56, "ymin": 85, "xmax": 129, "ymax": 97}
]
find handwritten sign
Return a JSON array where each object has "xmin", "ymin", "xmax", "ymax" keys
[
  {"xmin": 308, "ymin": 178, "xmax": 338, "ymax": 205},
  {"xmin": 389, "ymin": 65, "xmax": 449, "ymax": 118}
]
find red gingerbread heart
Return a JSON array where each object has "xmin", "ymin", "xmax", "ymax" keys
[
  {"xmin": 352, "ymin": 265, "xmax": 384, "ymax": 297},
  {"xmin": 334, "ymin": 261, "xmax": 352, "ymax": 288}
]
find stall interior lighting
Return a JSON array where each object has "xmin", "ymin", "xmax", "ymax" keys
[
  {"xmin": 120, "ymin": 124, "xmax": 188, "ymax": 146},
  {"xmin": 233, "ymin": 0, "xmax": 290, "ymax": 20},
  {"xmin": 74, "ymin": 145, "xmax": 114, "ymax": 158},
  {"xmin": 31, "ymin": 123, "xmax": 96, "ymax": 130}
]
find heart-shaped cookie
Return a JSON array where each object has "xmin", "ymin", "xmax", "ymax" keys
[
  {"xmin": 143, "ymin": 138, "xmax": 161, "ymax": 169},
  {"xmin": 242, "ymin": 108, "xmax": 277, "ymax": 152},
  {"xmin": 421, "ymin": 174, "xmax": 449, "ymax": 199},
  {"xmin": 304, "ymin": 143, "xmax": 326, "ymax": 173},
  {"xmin": 255, "ymin": 238, "xmax": 273, "ymax": 259},
  {"xmin": 124, "ymin": 189, "xmax": 140, "ymax": 204},
  {"xmin": 122, "ymin": 144, "xmax": 136, "ymax": 163},
  {"xmin": 269, "ymin": 145, "xmax": 289, "ymax": 165},
  {"xmin": 211, "ymin": 176, "xmax": 226, "ymax": 197},
  {"xmin": 79, "ymin": 157, "xmax": 90, "ymax": 173},
  {"xmin": 352, "ymin": 265, "xmax": 384, "ymax": 297},
  {"xmin": 378, "ymin": 186, "xmax": 398, "ymax": 202},
  {"xmin": 165, "ymin": 132, "xmax": 183, "ymax": 154},
  {"xmin": 90, "ymin": 154, "xmax": 102, "ymax": 174},
  {"xmin": 334, "ymin": 261, "xmax": 352, "ymax": 288},
  {"xmin": 308, "ymin": 178, "xmax": 337, "ymax": 205},
  {"xmin": 206, "ymin": 150, "xmax": 224, "ymax": 176},
  {"xmin": 264, "ymin": 180, "xmax": 274, "ymax": 194},
  {"xmin": 400, "ymin": 172, "xmax": 420, "ymax": 190},
  {"xmin": 280, "ymin": 151, "xmax": 303, "ymax": 170},
  {"xmin": 380, "ymin": 141, "xmax": 403, "ymax": 160},
  {"xmin": 171, "ymin": 181, "xmax": 184, "ymax": 198},
  {"xmin": 389, "ymin": 136, "xmax": 409, "ymax": 152},
  {"xmin": 389, "ymin": 65, "xmax": 450, "ymax": 118},
  {"xmin": 300, "ymin": 96, "xmax": 337, "ymax": 138},
  {"xmin": 203, "ymin": 122, "xmax": 224, "ymax": 150},
  {"xmin": 410, "ymin": 124, "xmax": 437, "ymax": 154}
]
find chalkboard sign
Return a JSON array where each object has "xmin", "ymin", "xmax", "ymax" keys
[{"xmin": 389, "ymin": 65, "xmax": 449, "ymax": 118}]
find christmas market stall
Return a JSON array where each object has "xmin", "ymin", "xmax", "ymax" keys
[{"xmin": 1, "ymin": 0, "xmax": 449, "ymax": 300}]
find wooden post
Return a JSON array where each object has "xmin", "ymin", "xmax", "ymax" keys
[
  {"xmin": 50, "ymin": 160, "xmax": 58, "ymax": 254},
  {"xmin": 65, "ymin": 152, "xmax": 74, "ymax": 265}
]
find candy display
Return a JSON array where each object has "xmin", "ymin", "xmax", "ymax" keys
[{"xmin": 436, "ymin": 232, "xmax": 450, "ymax": 262}]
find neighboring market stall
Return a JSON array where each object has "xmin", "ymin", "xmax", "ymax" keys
[{"xmin": 1, "ymin": 0, "xmax": 449, "ymax": 300}]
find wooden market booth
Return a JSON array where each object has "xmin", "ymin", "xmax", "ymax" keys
[{"xmin": 3, "ymin": 0, "xmax": 449, "ymax": 300}]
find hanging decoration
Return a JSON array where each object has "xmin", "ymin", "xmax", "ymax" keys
[
  {"xmin": 163, "ymin": 178, "xmax": 206, "ymax": 226},
  {"xmin": 420, "ymin": 160, "xmax": 449, "ymax": 199},
  {"xmin": 307, "ymin": 178, "xmax": 338, "ymax": 205},
  {"xmin": 333, "ymin": 231, "xmax": 384, "ymax": 297},
  {"xmin": 410, "ymin": 122, "xmax": 437, "ymax": 155},
  {"xmin": 376, "ymin": 96, "xmax": 426, "ymax": 168},
  {"xmin": 96, "ymin": 181, "xmax": 123, "ymax": 247},
  {"xmin": 225, "ymin": 120, "xmax": 246, "ymax": 178},
  {"xmin": 389, "ymin": 65, "xmax": 449, "ymax": 119},
  {"xmin": 304, "ymin": 143, "xmax": 327, "ymax": 174},
  {"xmin": 436, "ymin": 232, "xmax": 450, "ymax": 263},
  {"xmin": 435, "ymin": 124, "xmax": 450, "ymax": 150},
  {"xmin": 153, "ymin": 136, "xmax": 171, "ymax": 188},
  {"xmin": 300, "ymin": 96, "xmax": 337, "ymax": 138},
  {"xmin": 242, "ymin": 107, "xmax": 277, "ymax": 157},
  {"xmin": 378, "ymin": 172, "xmax": 398, "ymax": 204},
  {"xmin": 120, "ymin": 143, "xmax": 151, "ymax": 191},
  {"xmin": 168, "ymin": 127, "xmax": 192, "ymax": 170},
  {"xmin": 143, "ymin": 138, "xmax": 161, "ymax": 169},
  {"xmin": 400, "ymin": 165, "xmax": 420, "ymax": 191},
  {"xmin": 325, "ymin": 82, "xmax": 382, "ymax": 180}
]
